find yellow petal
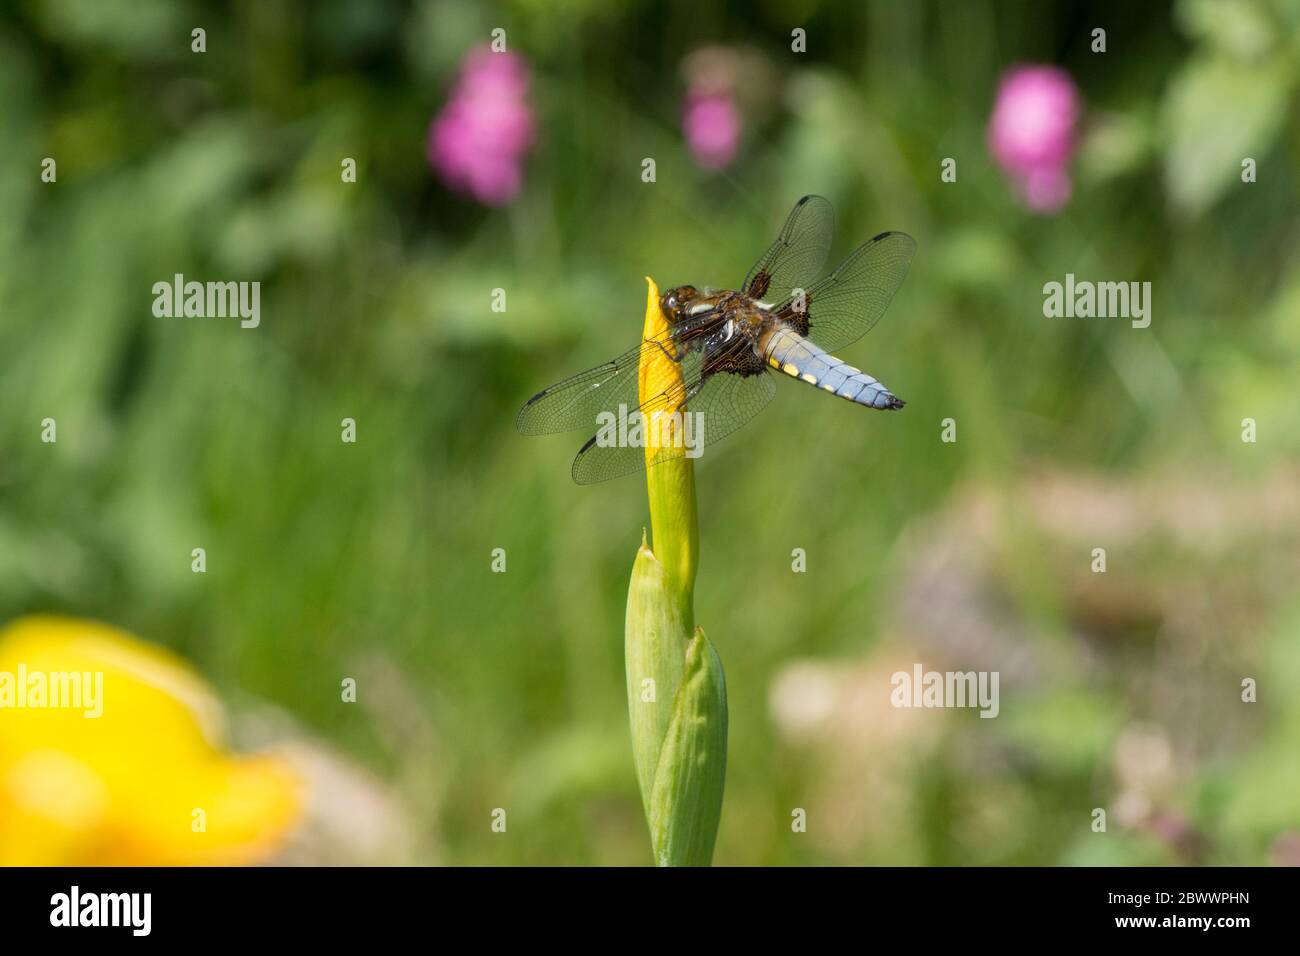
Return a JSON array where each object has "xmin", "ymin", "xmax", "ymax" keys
[
  {"xmin": 639, "ymin": 277, "xmax": 698, "ymax": 610},
  {"xmin": 0, "ymin": 615, "xmax": 301, "ymax": 865}
]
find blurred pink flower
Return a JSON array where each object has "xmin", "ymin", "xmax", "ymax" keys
[
  {"xmin": 987, "ymin": 65, "xmax": 1080, "ymax": 213},
  {"xmin": 429, "ymin": 47, "xmax": 536, "ymax": 206},
  {"xmin": 682, "ymin": 91, "xmax": 741, "ymax": 171}
]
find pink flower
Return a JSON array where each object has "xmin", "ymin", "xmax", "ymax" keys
[
  {"xmin": 987, "ymin": 65, "xmax": 1080, "ymax": 213},
  {"xmin": 429, "ymin": 47, "xmax": 536, "ymax": 206},
  {"xmin": 682, "ymin": 91, "xmax": 741, "ymax": 171}
]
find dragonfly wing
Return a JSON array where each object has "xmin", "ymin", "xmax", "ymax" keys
[
  {"xmin": 678, "ymin": 358, "xmax": 777, "ymax": 449},
  {"xmin": 571, "ymin": 341, "xmax": 776, "ymax": 484},
  {"xmin": 777, "ymin": 231, "xmax": 916, "ymax": 354},
  {"xmin": 516, "ymin": 335, "xmax": 675, "ymax": 436},
  {"xmin": 742, "ymin": 195, "xmax": 834, "ymax": 306}
]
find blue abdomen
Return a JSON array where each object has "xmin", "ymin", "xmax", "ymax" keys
[{"xmin": 763, "ymin": 328, "xmax": 903, "ymax": 410}]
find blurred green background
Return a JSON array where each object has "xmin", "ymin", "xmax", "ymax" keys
[{"xmin": 2, "ymin": 0, "xmax": 1299, "ymax": 865}]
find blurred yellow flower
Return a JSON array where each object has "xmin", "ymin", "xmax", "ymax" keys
[{"xmin": 0, "ymin": 616, "xmax": 300, "ymax": 866}]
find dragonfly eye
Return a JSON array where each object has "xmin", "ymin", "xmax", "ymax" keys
[{"xmin": 663, "ymin": 285, "xmax": 698, "ymax": 314}]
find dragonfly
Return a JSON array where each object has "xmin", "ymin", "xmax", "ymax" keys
[{"xmin": 517, "ymin": 195, "xmax": 916, "ymax": 483}]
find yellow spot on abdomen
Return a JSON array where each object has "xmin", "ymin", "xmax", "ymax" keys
[
  {"xmin": 801, "ymin": 373, "xmax": 818, "ymax": 384},
  {"xmin": 782, "ymin": 363, "xmax": 799, "ymax": 376}
]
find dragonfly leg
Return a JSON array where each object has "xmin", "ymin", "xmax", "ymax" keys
[{"xmin": 645, "ymin": 338, "xmax": 686, "ymax": 364}]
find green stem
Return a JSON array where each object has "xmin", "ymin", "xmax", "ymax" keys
[{"xmin": 624, "ymin": 277, "xmax": 726, "ymax": 866}]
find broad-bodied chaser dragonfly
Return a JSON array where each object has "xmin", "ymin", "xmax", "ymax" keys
[{"xmin": 518, "ymin": 195, "xmax": 915, "ymax": 483}]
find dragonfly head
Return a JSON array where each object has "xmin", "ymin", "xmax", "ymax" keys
[{"xmin": 660, "ymin": 285, "xmax": 702, "ymax": 323}]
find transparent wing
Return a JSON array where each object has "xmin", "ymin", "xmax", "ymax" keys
[
  {"xmin": 516, "ymin": 334, "xmax": 677, "ymax": 436},
  {"xmin": 777, "ymin": 231, "xmax": 916, "ymax": 354},
  {"xmin": 742, "ymin": 195, "xmax": 834, "ymax": 306},
  {"xmin": 571, "ymin": 343, "xmax": 777, "ymax": 484}
]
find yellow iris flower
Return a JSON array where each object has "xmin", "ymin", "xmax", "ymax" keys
[{"xmin": 0, "ymin": 616, "xmax": 300, "ymax": 866}]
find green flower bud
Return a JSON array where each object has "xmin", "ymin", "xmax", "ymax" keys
[{"xmin": 624, "ymin": 278, "xmax": 727, "ymax": 866}]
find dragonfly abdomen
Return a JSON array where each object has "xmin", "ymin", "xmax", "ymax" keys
[{"xmin": 763, "ymin": 328, "xmax": 903, "ymax": 410}]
